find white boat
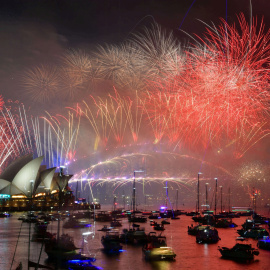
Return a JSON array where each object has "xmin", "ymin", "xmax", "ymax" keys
[{"xmin": 142, "ymin": 233, "xmax": 176, "ymax": 260}]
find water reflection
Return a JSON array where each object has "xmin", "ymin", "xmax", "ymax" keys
[
  {"xmin": 149, "ymin": 261, "xmax": 175, "ymax": 270},
  {"xmin": 0, "ymin": 211, "xmax": 270, "ymax": 270},
  {"xmin": 203, "ymin": 244, "xmax": 209, "ymax": 256}
]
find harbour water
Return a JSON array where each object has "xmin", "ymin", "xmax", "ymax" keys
[{"xmin": 1, "ymin": 209, "xmax": 270, "ymax": 270}]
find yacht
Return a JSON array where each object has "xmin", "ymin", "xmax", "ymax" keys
[
  {"xmin": 196, "ymin": 225, "xmax": 220, "ymax": 244},
  {"xmin": 142, "ymin": 232, "xmax": 176, "ymax": 260},
  {"xmin": 218, "ymin": 243, "xmax": 259, "ymax": 261}
]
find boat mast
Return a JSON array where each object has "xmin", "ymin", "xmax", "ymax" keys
[
  {"xmin": 220, "ymin": 186, "xmax": 223, "ymax": 213},
  {"xmin": 122, "ymin": 191, "xmax": 126, "ymax": 210},
  {"xmin": 252, "ymin": 187, "xmax": 257, "ymax": 219},
  {"xmin": 205, "ymin": 183, "xmax": 209, "ymax": 210},
  {"xmin": 228, "ymin": 187, "xmax": 231, "ymax": 213},
  {"xmin": 113, "ymin": 196, "xmax": 117, "ymax": 212},
  {"xmin": 176, "ymin": 189, "xmax": 178, "ymax": 211},
  {"xmin": 165, "ymin": 181, "xmax": 168, "ymax": 208},
  {"xmin": 197, "ymin": 173, "xmax": 202, "ymax": 214},
  {"xmin": 214, "ymin": 178, "xmax": 217, "ymax": 215},
  {"xmin": 132, "ymin": 170, "xmax": 144, "ymax": 213},
  {"xmin": 132, "ymin": 171, "xmax": 136, "ymax": 213},
  {"xmin": 75, "ymin": 180, "xmax": 78, "ymax": 201}
]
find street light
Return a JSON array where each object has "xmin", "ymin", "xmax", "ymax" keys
[{"xmin": 133, "ymin": 170, "xmax": 144, "ymax": 213}]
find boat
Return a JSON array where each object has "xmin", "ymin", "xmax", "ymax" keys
[
  {"xmin": 0, "ymin": 212, "xmax": 12, "ymax": 218},
  {"xmin": 196, "ymin": 225, "xmax": 220, "ymax": 244},
  {"xmin": 257, "ymin": 236, "xmax": 270, "ymax": 250},
  {"xmin": 120, "ymin": 227, "xmax": 147, "ymax": 245},
  {"xmin": 65, "ymin": 258, "xmax": 100, "ymax": 270},
  {"xmin": 97, "ymin": 225, "xmax": 111, "ymax": 232},
  {"xmin": 150, "ymin": 220, "xmax": 158, "ymax": 226},
  {"xmin": 237, "ymin": 227, "xmax": 269, "ymax": 239},
  {"xmin": 45, "ymin": 233, "xmax": 79, "ymax": 261},
  {"xmin": 160, "ymin": 209, "xmax": 180, "ymax": 219},
  {"xmin": 18, "ymin": 215, "xmax": 26, "ymax": 221},
  {"xmin": 148, "ymin": 214, "xmax": 160, "ymax": 219},
  {"xmin": 110, "ymin": 219, "xmax": 122, "ymax": 227},
  {"xmin": 214, "ymin": 218, "xmax": 237, "ymax": 228},
  {"xmin": 63, "ymin": 217, "xmax": 91, "ymax": 229},
  {"xmin": 101, "ymin": 230, "xmax": 123, "ymax": 254},
  {"xmin": 128, "ymin": 215, "xmax": 147, "ymax": 223},
  {"xmin": 32, "ymin": 221, "xmax": 54, "ymax": 242},
  {"xmin": 192, "ymin": 214, "xmax": 215, "ymax": 225},
  {"xmin": 41, "ymin": 213, "xmax": 57, "ymax": 222},
  {"xmin": 253, "ymin": 213, "xmax": 269, "ymax": 225},
  {"xmin": 241, "ymin": 219, "xmax": 256, "ymax": 230},
  {"xmin": 61, "ymin": 232, "xmax": 98, "ymax": 269},
  {"xmin": 186, "ymin": 211, "xmax": 199, "ymax": 216},
  {"xmin": 218, "ymin": 243, "xmax": 259, "ymax": 261},
  {"xmin": 153, "ymin": 224, "xmax": 165, "ymax": 231},
  {"xmin": 23, "ymin": 212, "xmax": 39, "ymax": 223},
  {"xmin": 161, "ymin": 219, "xmax": 170, "ymax": 225},
  {"xmin": 142, "ymin": 232, "xmax": 176, "ymax": 260},
  {"xmin": 94, "ymin": 211, "xmax": 113, "ymax": 222},
  {"xmin": 188, "ymin": 224, "xmax": 204, "ymax": 235}
]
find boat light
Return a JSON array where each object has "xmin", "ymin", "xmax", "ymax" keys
[{"xmin": 82, "ymin": 232, "xmax": 93, "ymax": 235}]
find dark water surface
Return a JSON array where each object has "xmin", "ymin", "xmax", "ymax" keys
[{"xmin": 1, "ymin": 210, "xmax": 270, "ymax": 270}]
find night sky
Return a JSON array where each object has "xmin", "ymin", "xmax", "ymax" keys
[{"xmin": 1, "ymin": 0, "xmax": 270, "ymax": 108}]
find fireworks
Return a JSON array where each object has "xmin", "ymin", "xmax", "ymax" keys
[
  {"xmin": 0, "ymin": 95, "xmax": 4, "ymax": 110},
  {"xmin": 23, "ymin": 14, "xmax": 269, "ymax": 155},
  {"xmin": 69, "ymin": 150, "xmax": 232, "ymax": 186},
  {"xmin": 0, "ymin": 100, "xmax": 81, "ymax": 173},
  {"xmin": 22, "ymin": 65, "xmax": 61, "ymax": 102},
  {"xmin": 182, "ymin": 14, "xmax": 270, "ymax": 142},
  {"xmin": 129, "ymin": 23, "xmax": 185, "ymax": 80},
  {"xmin": 141, "ymin": 14, "xmax": 270, "ymax": 155},
  {"xmin": 15, "ymin": 13, "xmax": 270, "ymax": 205},
  {"xmin": 0, "ymin": 103, "xmax": 34, "ymax": 172},
  {"xmin": 60, "ymin": 49, "xmax": 101, "ymax": 97},
  {"xmin": 37, "ymin": 110, "xmax": 81, "ymax": 169}
]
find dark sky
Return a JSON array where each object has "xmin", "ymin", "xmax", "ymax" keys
[
  {"xmin": 1, "ymin": 0, "xmax": 270, "ymax": 109},
  {"xmin": 2, "ymin": 1, "xmax": 270, "ymax": 42}
]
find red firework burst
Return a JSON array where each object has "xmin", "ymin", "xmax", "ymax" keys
[
  {"xmin": 146, "ymin": 14, "xmax": 270, "ymax": 151},
  {"xmin": 0, "ymin": 95, "xmax": 4, "ymax": 110}
]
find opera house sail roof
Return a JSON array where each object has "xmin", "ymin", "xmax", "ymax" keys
[
  {"xmin": 0, "ymin": 154, "xmax": 33, "ymax": 182},
  {"xmin": 0, "ymin": 155, "xmax": 65, "ymax": 197}
]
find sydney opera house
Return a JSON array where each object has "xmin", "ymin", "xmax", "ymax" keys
[{"xmin": 0, "ymin": 154, "xmax": 75, "ymax": 211}]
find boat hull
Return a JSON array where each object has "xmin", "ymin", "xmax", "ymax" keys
[
  {"xmin": 218, "ymin": 243, "xmax": 259, "ymax": 261},
  {"xmin": 45, "ymin": 249, "xmax": 78, "ymax": 261},
  {"xmin": 257, "ymin": 237, "xmax": 270, "ymax": 250},
  {"xmin": 219, "ymin": 249, "xmax": 254, "ymax": 260},
  {"xmin": 143, "ymin": 247, "xmax": 176, "ymax": 261}
]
